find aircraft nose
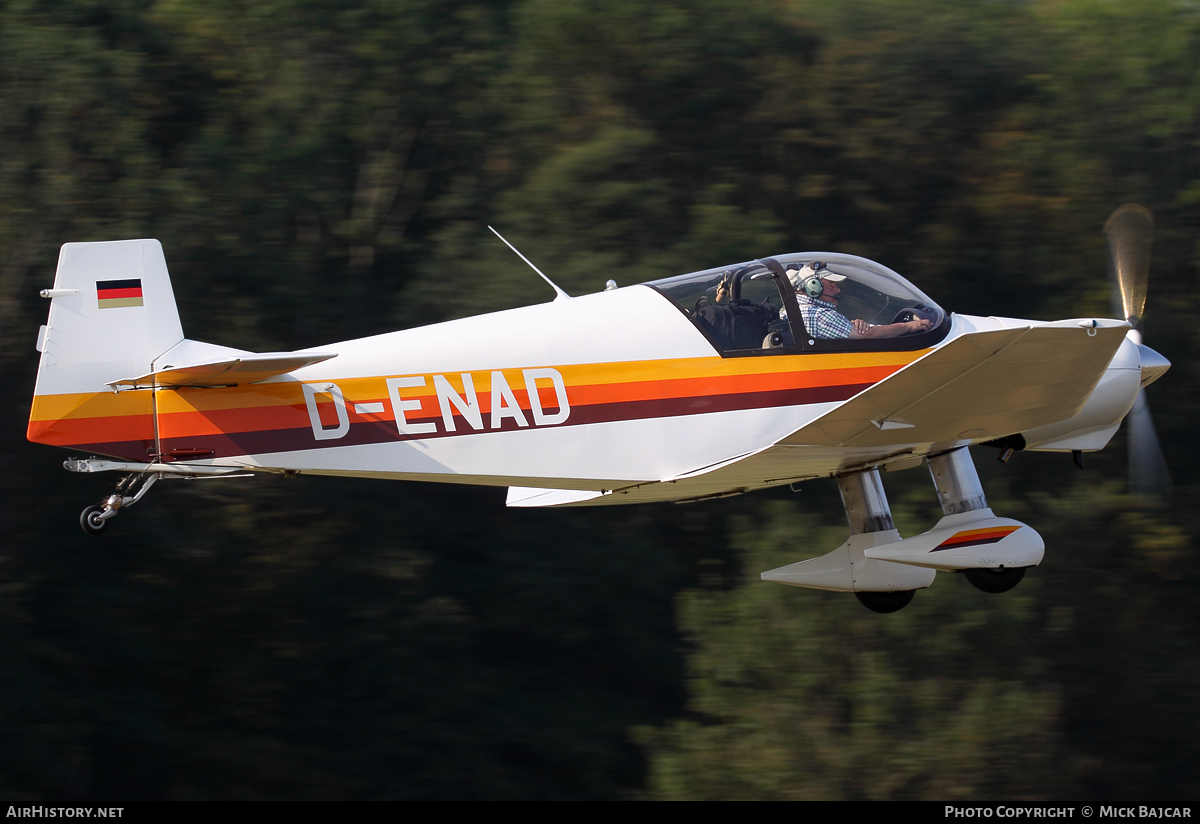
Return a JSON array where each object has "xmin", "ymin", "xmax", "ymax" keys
[{"xmin": 1137, "ymin": 342, "xmax": 1170, "ymax": 388}]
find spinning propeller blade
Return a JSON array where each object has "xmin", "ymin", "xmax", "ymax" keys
[
  {"xmin": 1104, "ymin": 203, "xmax": 1153, "ymax": 327},
  {"xmin": 1104, "ymin": 204, "xmax": 1171, "ymax": 501},
  {"xmin": 1127, "ymin": 387, "xmax": 1172, "ymax": 499}
]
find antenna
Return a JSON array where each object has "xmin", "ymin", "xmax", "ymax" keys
[{"xmin": 487, "ymin": 226, "xmax": 571, "ymax": 302}]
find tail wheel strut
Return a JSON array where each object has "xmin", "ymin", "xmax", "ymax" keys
[{"xmin": 78, "ymin": 472, "xmax": 160, "ymax": 536}]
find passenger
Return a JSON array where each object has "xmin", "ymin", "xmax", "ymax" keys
[
  {"xmin": 714, "ymin": 271, "xmax": 733, "ymax": 304},
  {"xmin": 782, "ymin": 263, "xmax": 932, "ymax": 339}
]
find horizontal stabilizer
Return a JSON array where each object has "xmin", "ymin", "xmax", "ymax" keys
[
  {"xmin": 108, "ymin": 352, "xmax": 337, "ymax": 389},
  {"xmin": 506, "ymin": 486, "xmax": 607, "ymax": 507},
  {"xmin": 782, "ymin": 322, "xmax": 1128, "ymax": 448}
]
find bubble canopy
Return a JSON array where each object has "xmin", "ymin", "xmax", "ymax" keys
[{"xmin": 642, "ymin": 252, "xmax": 947, "ymax": 355}]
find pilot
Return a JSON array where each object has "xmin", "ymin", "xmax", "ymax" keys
[{"xmin": 782, "ymin": 263, "xmax": 933, "ymax": 340}]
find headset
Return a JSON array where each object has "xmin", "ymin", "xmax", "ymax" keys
[{"xmin": 799, "ymin": 261, "xmax": 827, "ymax": 299}]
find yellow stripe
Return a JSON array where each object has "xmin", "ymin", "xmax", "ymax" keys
[
  {"xmin": 30, "ymin": 392, "xmax": 148, "ymax": 421},
  {"xmin": 554, "ymin": 350, "xmax": 922, "ymax": 386}
]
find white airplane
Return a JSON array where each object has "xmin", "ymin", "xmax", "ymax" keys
[{"xmin": 27, "ymin": 207, "xmax": 1170, "ymax": 611}]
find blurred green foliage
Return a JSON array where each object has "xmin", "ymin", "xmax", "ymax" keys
[{"xmin": 1, "ymin": 0, "xmax": 1199, "ymax": 800}]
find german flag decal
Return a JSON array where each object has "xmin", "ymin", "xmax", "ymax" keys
[
  {"xmin": 931, "ymin": 525, "xmax": 1021, "ymax": 551},
  {"xmin": 97, "ymin": 279, "xmax": 143, "ymax": 309}
]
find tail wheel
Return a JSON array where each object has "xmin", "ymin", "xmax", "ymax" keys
[
  {"xmin": 855, "ymin": 589, "xmax": 915, "ymax": 613},
  {"xmin": 964, "ymin": 566, "xmax": 1026, "ymax": 594},
  {"xmin": 80, "ymin": 505, "xmax": 107, "ymax": 536}
]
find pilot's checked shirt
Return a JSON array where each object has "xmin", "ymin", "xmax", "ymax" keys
[{"xmin": 795, "ymin": 295, "xmax": 853, "ymax": 339}]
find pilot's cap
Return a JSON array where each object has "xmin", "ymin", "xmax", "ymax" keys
[{"xmin": 787, "ymin": 263, "xmax": 847, "ymax": 289}]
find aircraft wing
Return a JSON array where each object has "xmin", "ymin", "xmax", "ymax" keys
[
  {"xmin": 107, "ymin": 352, "xmax": 338, "ymax": 389},
  {"xmin": 505, "ymin": 323, "xmax": 1130, "ymax": 508},
  {"xmin": 781, "ymin": 323, "xmax": 1129, "ymax": 448}
]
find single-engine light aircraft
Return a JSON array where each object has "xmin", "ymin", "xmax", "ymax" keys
[{"xmin": 28, "ymin": 206, "xmax": 1170, "ymax": 611}]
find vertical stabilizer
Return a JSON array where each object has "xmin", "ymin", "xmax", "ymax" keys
[
  {"xmin": 29, "ymin": 240, "xmax": 184, "ymax": 460},
  {"xmin": 33, "ymin": 239, "xmax": 184, "ymax": 396}
]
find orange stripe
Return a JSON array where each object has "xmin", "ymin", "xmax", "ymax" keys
[
  {"xmin": 952, "ymin": 526, "xmax": 1020, "ymax": 538},
  {"xmin": 941, "ymin": 526, "xmax": 1020, "ymax": 546},
  {"xmin": 27, "ymin": 413, "xmax": 154, "ymax": 445}
]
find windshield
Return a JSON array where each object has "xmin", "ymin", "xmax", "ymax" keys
[
  {"xmin": 773, "ymin": 252, "xmax": 944, "ymax": 332},
  {"xmin": 644, "ymin": 252, "xmax": 945, "ymax": 354}
]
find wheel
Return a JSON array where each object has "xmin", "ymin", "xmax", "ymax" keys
[
  {"xmin": 855, "ymin": 589, "xmax": 915, "ymax": 613},
  {"xmin": 80, "ymin": 505, "xmax": 108, "ymax": 535},
  {"xmin": 964, "ymin": 566, "xmax": 1026, "ymax": 594}
]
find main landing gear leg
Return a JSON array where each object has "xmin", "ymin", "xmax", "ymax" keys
[
  {"xmin": 927, "ymin": 446, "xmax": 989, "ymax": 517},
  {"xmin": 79, "ymin": 472, "xmax": 160, "ymax": 535},
  {"xmin": 927, "ymin": 447, "xmax": 1026, "ymax": 594},
  {"xmin": 839, "ymin": 470, "xmax": 916, "ymax": 614}
]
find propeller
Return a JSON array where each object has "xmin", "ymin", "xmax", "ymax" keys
[{"xmin": 1103, "ymin": 204, "xmax": 1172, "ymax": 500}]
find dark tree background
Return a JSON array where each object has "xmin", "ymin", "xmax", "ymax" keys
[{"xmin": 1, "ymin": 0, "xmax": 1198, "ymax": 800}]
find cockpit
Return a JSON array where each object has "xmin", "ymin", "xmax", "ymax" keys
[{"xmin": 643, "ymin": 253, "xmax": 948, "ymax": 355}]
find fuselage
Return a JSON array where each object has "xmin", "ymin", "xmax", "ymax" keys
[
  {"xmin": 28, "ymin": 243, "xmax": 1152, "ymax": 507},
  {"xmin": 30, "ymin": 291, "xmax": 1139, "ymax": 505}
]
